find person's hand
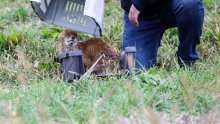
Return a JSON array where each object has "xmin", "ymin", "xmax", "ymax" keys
[{"xmin": 128, "ymin": 4, "xmax": 140, "ymax": 27}]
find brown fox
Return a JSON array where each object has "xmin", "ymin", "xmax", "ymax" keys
[{"xmin": 58, "ymin": 29, "xmax": 120, "ymax": 75}]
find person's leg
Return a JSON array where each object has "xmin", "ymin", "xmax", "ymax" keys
[
  {"xmin": 122, "ymin": 13, "xmax": 164, "ymax": 69},
  {"xmin": 171, "ymin": 0, "xmax": 205, "ymax": 66}
]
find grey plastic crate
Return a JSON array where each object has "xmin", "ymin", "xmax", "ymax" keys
[
  {"xmin": 58, "ymin": 51, "xmax": 85, "ymax": 82},
  {"xmin": 31, "ymin": 0, "xmax": 102, "ymax": 36},
  {"xmin": 122, "ymin": 47, "xmax": 136, "ymax": 70}
]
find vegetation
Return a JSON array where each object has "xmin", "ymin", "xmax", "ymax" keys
[{"xmin": 0, "ymin": 0, "xmax": 219, "ymax": 123}]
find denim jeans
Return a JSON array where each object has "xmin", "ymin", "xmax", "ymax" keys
[{"xmin": 122, "ymin": 0, "xmax": 205, "ymax": 69}]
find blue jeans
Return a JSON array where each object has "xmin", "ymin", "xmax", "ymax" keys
[{"xmin": 123, "ymin": 0, "xmax": 204, "ymax": 69}]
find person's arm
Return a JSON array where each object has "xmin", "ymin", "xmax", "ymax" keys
[
  {"xmin": 129, "ymin": 5, "xmax": 140, "ymax": 27},
  {"xmin": 132, "ymin": 0, "xmax": 160, "ymax": 11},
  {"xmin": 129, "ymin": 0, "xmax": 160, "ymax": 27}
]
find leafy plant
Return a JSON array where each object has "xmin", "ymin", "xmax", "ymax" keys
[
  {"xmin": 0, "ymin": 32, "xmax": 8, "ymax": 49},
  {"xmin": 12, "ymin": 6, "xmax": 29, "ymax": 22}
]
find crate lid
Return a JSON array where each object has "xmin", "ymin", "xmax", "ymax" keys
[{"xmin": 30, "ymin": 0, "xmax": 104, "ymax": 36}]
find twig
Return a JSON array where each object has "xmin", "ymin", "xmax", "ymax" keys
[{"xmin": 79, "ymin": 54, "xmax": 105, "ymax": 81}]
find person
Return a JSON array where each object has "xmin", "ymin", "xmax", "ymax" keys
[{"xmin": 121, "ymin": 0, "xmax": 204, "ymax": 69}]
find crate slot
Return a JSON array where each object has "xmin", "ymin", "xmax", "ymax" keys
[
  {"xmin": 40, "ymin": 0, "xmax": 47, "ymax": 13},
  {"xmin": 46, "ymin": 0, "xmax": 51, "ymax": 6},
  {"xmin": 62, "ymin": 1, "xmax": 86, "ymax": 26}
]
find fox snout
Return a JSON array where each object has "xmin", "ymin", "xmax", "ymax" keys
[{"xmin": 64, "ymin": 37, "xmax": 78, "ymax": 47}]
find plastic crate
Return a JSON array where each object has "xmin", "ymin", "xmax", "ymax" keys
[
  {"xmin": 30, "ymin": 0, "xmax": 103, "ymax": 36},
  {"xmin": 122, "ymin": 47, "xmax": 136, "ymax": 70},
  {"xmin": 58, "ymin": 51, "xmax": 85, "ymax": 82}
]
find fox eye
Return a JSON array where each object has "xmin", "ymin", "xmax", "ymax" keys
[{"xmin": 71, "ymin": 36, "xmax": 75, "ymax": 40}]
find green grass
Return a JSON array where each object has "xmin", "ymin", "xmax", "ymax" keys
[{"xmin": 0, "ymin": 0, "xmax": 220, "ymax": 123}]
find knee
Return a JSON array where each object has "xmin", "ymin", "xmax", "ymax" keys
[
  {"xmin": 181, "ymin": 0, "xmax": 203, "ymax": 10},
  {"xmin": 181, "ymin": 0, "xmax": 196, "ymax": 10},
  {"xmin": 176, "ymin": 0, "xmax": 204, "ymax": 24}
]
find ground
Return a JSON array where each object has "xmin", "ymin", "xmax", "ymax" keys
[{"xmin": 0, "ymin": 0, "xmax": 220, "ymax": 123}]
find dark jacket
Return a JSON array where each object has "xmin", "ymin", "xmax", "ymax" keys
[{"xmin": 121, "ymin": 0, "xmax": 168, "ymax": 17}]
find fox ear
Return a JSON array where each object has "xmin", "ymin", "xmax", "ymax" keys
[
  {"xmin": 58, "ymin": 32, "xmax": 64, "ymax": 43},
  {"xmin": 58, "ymin": 33, "xmax": 64, "ymax": 54},
  {"xmin": 72, "ymin": 31, "xmax": 80, "ymax": 40}
]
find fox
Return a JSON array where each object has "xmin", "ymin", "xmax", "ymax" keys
[{"xmin": 58, "ymin": 29, "xmax": 120, "ymax": 75}]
